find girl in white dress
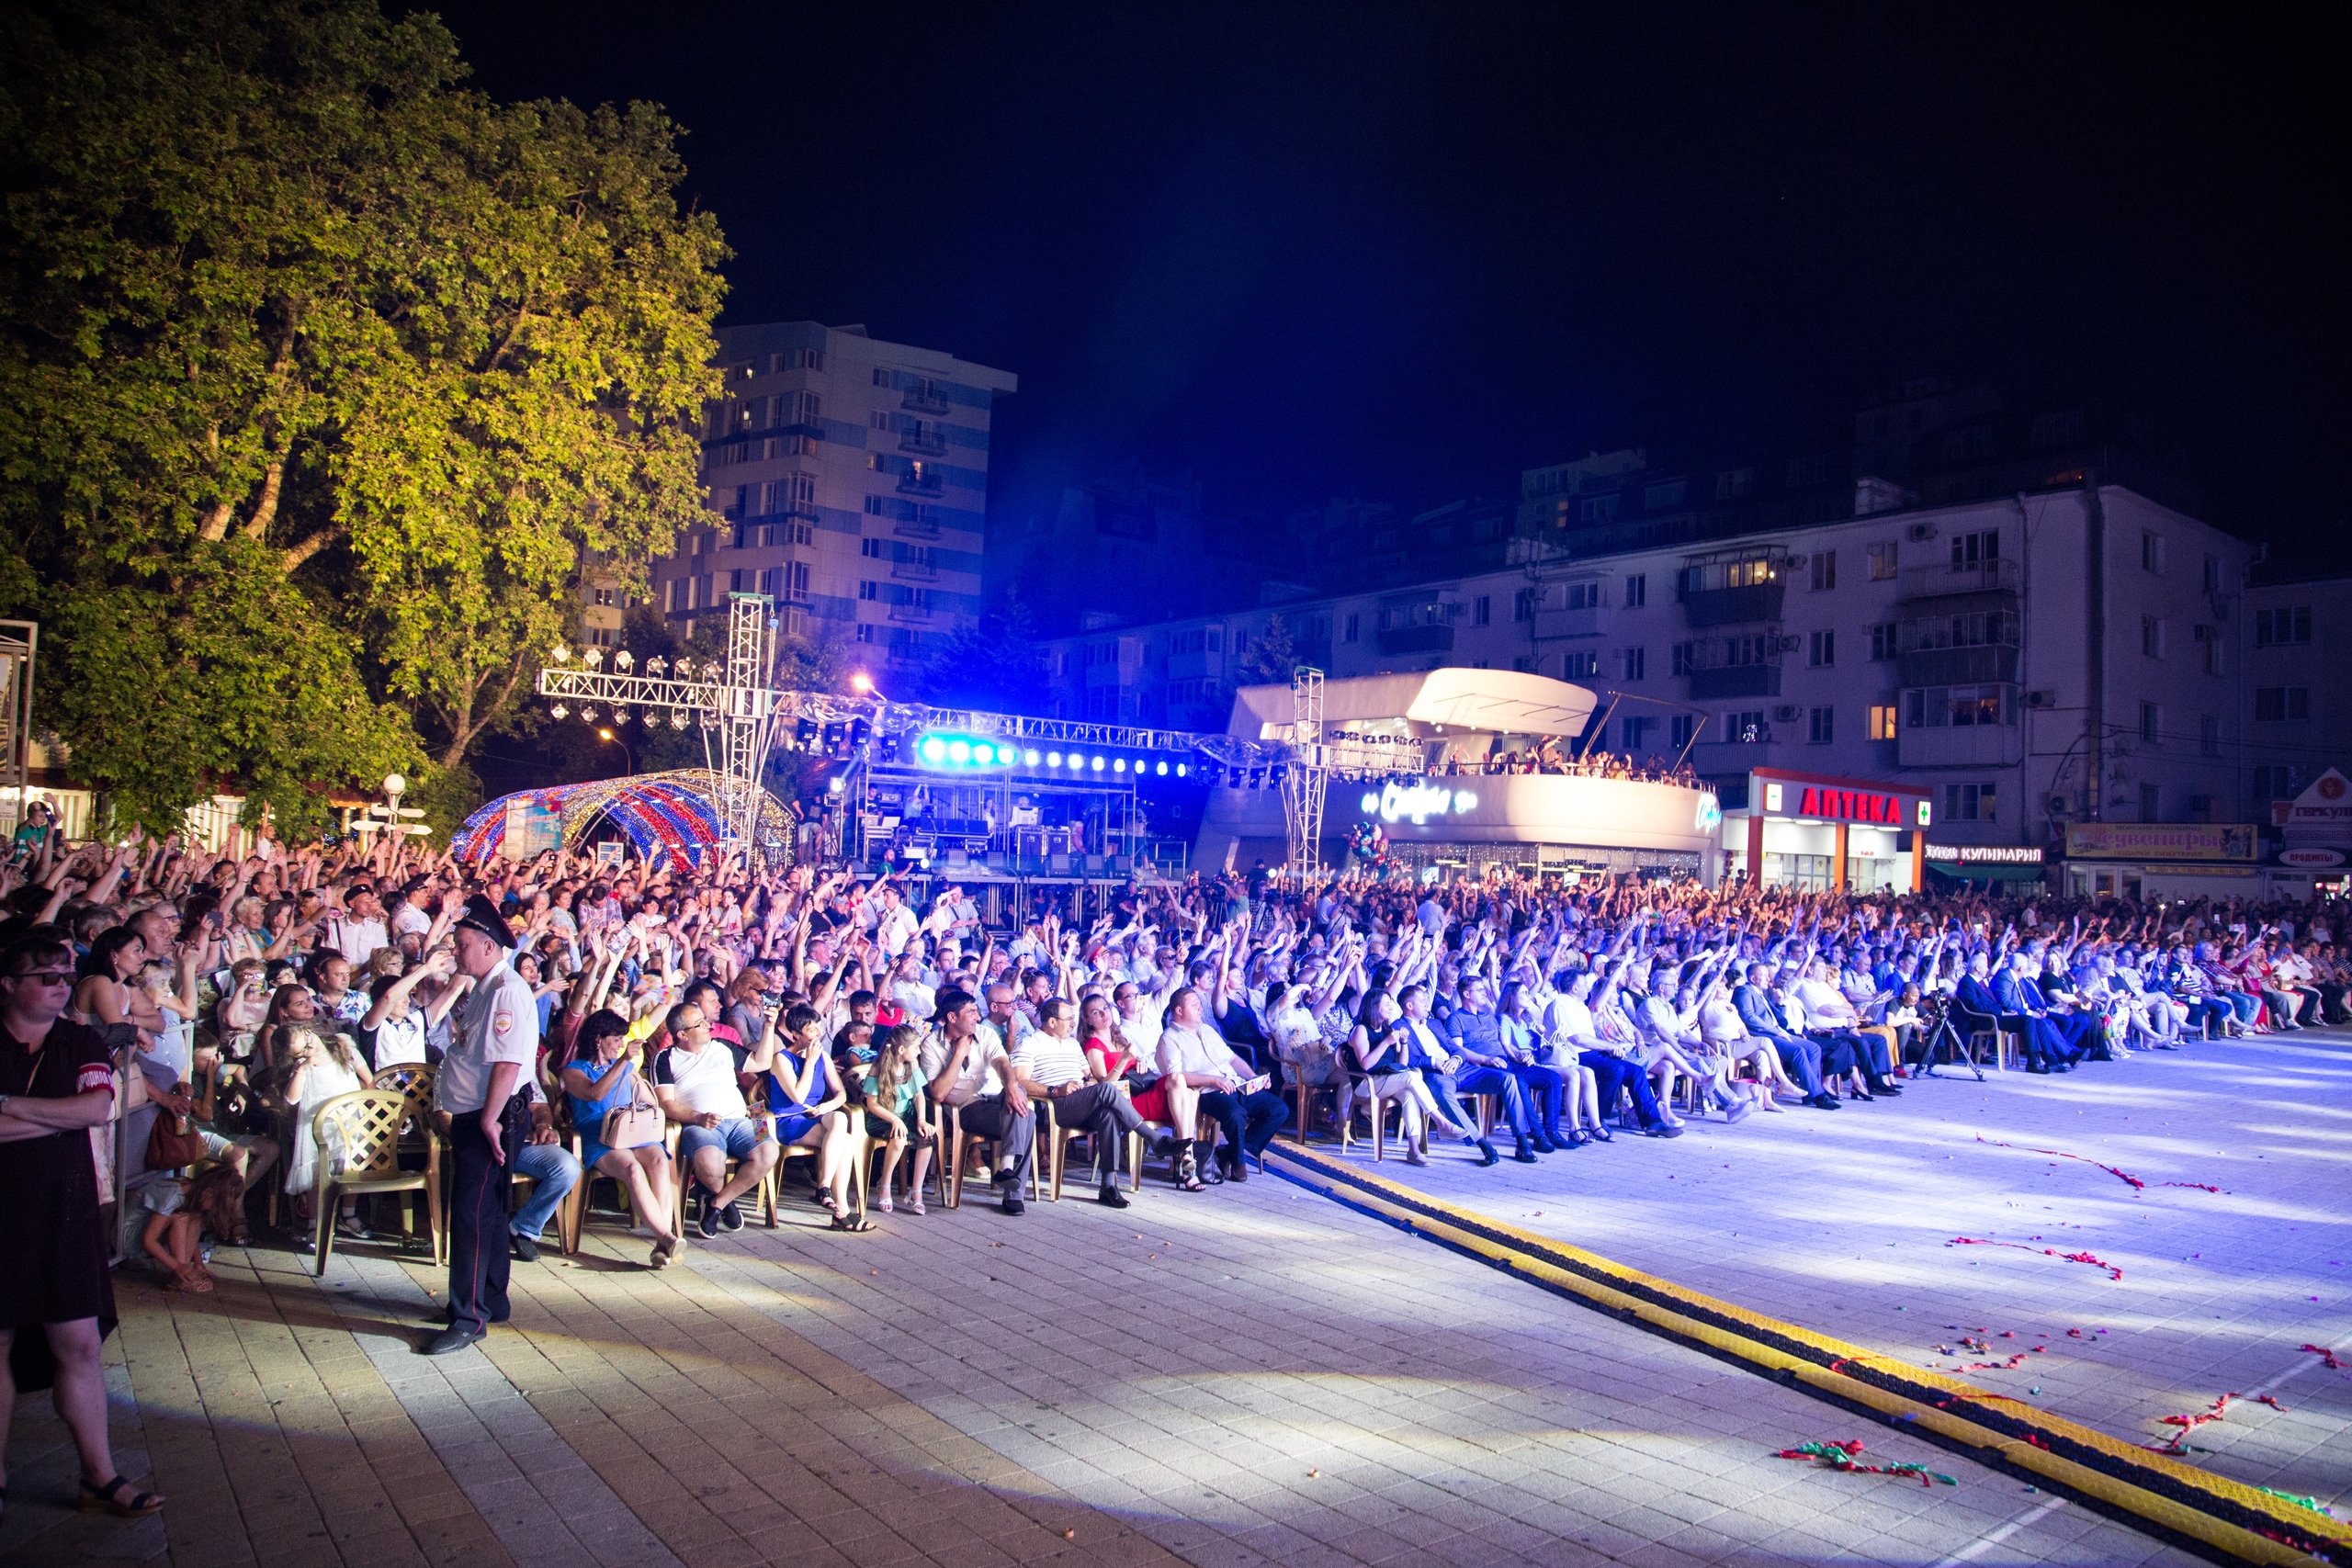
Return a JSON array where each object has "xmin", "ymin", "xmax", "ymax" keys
[{"xmin": 279, "ymin": 1026, "xmax": 372, "ymax": 1246}]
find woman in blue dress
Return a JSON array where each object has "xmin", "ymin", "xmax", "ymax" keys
[
  {"xmin": 765, "ymin": 1004, "xmax": 859, "ymax": 1227},
  {"xmin": 560, "ymin": 1009, "xmax": 680, "ymax": 1267}
]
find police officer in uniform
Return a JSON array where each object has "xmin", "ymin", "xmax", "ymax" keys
[{"xmin": 425, "ymin": 897, "xmax": 538, "ymax": 1355}]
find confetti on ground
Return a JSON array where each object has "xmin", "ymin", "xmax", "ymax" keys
[
  {"xmin": 1973, "ymin": 1133, "xmax": 2222, "ymax": 1192},
  {"xmin": 1948, "ymin": 1237, "xmax": 2124, "ymax": 1280},
  {"xmin": 2301, "ymin": 1343, "xmax": 2346, "ymax": 1371},
  {"xmin": 2145, "ymin": 1392, "xmax": 2288, "ymax": 1453},
  {"xmin": 2256, "ymin": 1486, "xmax": 2336, "ymax": 1517},
  {"xmin": 1770, "ymin": 1439, "xmax": 1956, "ymax": 1487}
]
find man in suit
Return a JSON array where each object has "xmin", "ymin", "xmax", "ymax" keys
[
  {"xmin": 1733, "ymin": 964, "xmax": 1838, "ymax": 1110},
  {"xmin": 1987, "ymin": 955, "xmax": 2076, "ymax": 1073}
]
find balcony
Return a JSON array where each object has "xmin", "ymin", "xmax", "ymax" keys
[
  {"xmin": 900, "ymin": 388, "xmax": 951, "ymax": 415},
  {"xmin": 899, "ymin": 428, "xmax": 949, "ymax": 457},
  {"xmin": 1689, "ymin": 665, "xmax": 1781, "ymax": 700},
  {"xmin": 1378, "ymin": 624, "xmax": 1454, "ymax": 657},
  {"xmin": 888, "ymin": 601, "xmax": 934, "ymax": 624},
  {"xmin": 1900, "ymin": 558, "xmax": 2019, "ymax": 601},
  {"xmin": 1532, "ymin": 606, "xmax": 1607, "ymax": 640},
  {"xmin": 1680, "ymin": 581, "xmax": 1786, "ymax": 627},
  {"xmin": 1898, "ymin": 721, "xmax": 2021, "ymax": 768},
  {"xmin": 890, "ymin": 558, "xmax": 938, "ymax": 583},
  {"xmin": 891, "ymin": 515, "xmax": 942, "ymax": 540},
  {"xmin": 1894, "ymin": 644, "xmax": 2020, "ymax": 687},
  {"xmin": 897, "ymin": 468, "xmax": 945, "ymax": 497}
]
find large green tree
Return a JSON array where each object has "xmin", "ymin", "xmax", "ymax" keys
[{"xmin": 0, "ymin": 0, "xmax": 725, "ymax": 831}]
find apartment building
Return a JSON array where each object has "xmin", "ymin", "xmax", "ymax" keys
[
  {"xmin": 2243, "ymin": 568, "xmax": 2352, "ymax": 808},
  {"xmin": 650, "ymin": 322, "xmax": 1015, "ymax": 667},
  {"xmin": 1041, "ymin": 474, "xmax": 2268, "ymax": 852}
]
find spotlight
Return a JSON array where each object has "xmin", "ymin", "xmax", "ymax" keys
[
  {"xmin": 1114, "ymin": 758, "xmax": 1126, "ymax": 773},
  {"xmin": 550, "ymin": 644, "xmax": 571, "ymax": 662},
  {"xmin": 947, "ymin": 739, "xmax": 971, "ymax": 762},
  {"xmin": 671, "ymin": 711, "xmax": 687, "ymax": 729},
  {"xmin": 615, "ymin": 649, "xmax": 634, "ymax": 671},
  {"xmin": 1091, "ymin": 756, "xmax": 1105, "ymax": 772},
  {"xmin": 581, "ymin": 705, "xmax": 597, "ymax": 722},
  {"xmin": 583, "ymin": 647, "xmax": 603, "ymax": 668},
  {"xmin": 1156, "ymin": 761, "xmax": 1168, "ymax": 775},
  {"xmin": 1046, "ymin": 750, "xmax": 1062, "ymax": 767},
  {"xmin": 1023, "ymin": 749, "xmax": 1041, "ymax": 765},
  {"xmin": 550, "ymin": 704, "xmax": 568, "ymax": 720},
  {"xmin": 646, "ymin": 656, "xmax": 667, "ymax": 676},
  {"xmin": 1177, "ymin": 763, "xmax": 1187, "ymax": 777}
]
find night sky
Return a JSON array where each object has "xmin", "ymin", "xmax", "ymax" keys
[{"xmin": 423, "ymin": 3, "xmax": 2346, "ymax": 567}]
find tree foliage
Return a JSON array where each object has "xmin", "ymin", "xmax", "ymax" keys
[
  {"xmin": 0, "ymin": 0, "xmax": 726, "ymax": 829},
  {"xmin": 1232, "ymin": 612, "xmax": 1299, "ymax": 688},
  {"xmin": 918, "ymin": 594, "xmax": 1050, "ymax": 715}
]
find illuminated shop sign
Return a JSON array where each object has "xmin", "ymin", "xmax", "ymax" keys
[
  {"xmin": 1763, "ymin": 781, "xmax": 1928, "ymax": 827},
  {"xmin": 1359, "ymin": 781, "xmax": 1479, "ymax": 826},
  {"xmin": 1926, "ymin": 843, "xmax": 2045, "ymax": 865}
]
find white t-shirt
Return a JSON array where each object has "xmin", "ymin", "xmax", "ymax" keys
[
  {"xmin": 334, "ymin": 914, "xmax": 390, "ymax": 967},
  {"xmin": 1011, "ymin": 1030, "xmax": 1088, "ymax": 1090},
  {"xmin": 372, "ymin": 1008, "xmax": 429, "ymax": 1068},
  {"xmin": 654, "ymin": 1040, "xmax": 748, "ymax": 1120},
  {"xmin": 922, "ymin": 1028, "xmax": 1009, "ymax": 1107},
  {"xmin": 390, "ymin": 901, "xmax": 432, "ymax": 940}
]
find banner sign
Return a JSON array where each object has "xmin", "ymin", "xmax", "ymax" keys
[
  {"xmin": 1926, "ymin": 843, "xmax": 2046, "ymax": 865},
  {"xmin": 2064, "ymin": 822, "xmax": 2256, "ymax": 861}
]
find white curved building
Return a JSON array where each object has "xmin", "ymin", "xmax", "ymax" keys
[{"xmin": 1195, "ymin": 670, "xmax": 1723, "ymax": 880}]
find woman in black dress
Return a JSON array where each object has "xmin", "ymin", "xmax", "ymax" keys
[{"xmin": 0, "ymin": 935, "xmax": 164, "ymax": 1520}]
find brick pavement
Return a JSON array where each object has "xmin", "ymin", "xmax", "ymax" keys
[{"xmin": 13, "ymin": 1032, "xmax": 2337, "ymax": 1566}]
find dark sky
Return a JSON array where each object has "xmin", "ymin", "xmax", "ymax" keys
[{"xmin": 424, "ymin": 3, "xmax": 2347, "ymax": 564}]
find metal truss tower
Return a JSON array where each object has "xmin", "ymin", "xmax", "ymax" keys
[{"xmin": 1281, "ymin": 666, "xmax": 1327, "ymax": 879}]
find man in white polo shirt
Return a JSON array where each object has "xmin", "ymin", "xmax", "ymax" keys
[{"xmin": 653, "ymin": 999, "xmax": 778, "ymax": 1239}]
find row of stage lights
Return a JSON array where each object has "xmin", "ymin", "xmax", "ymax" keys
[{"xmin": 915, "ymin": 733, "xmax": 1188, "ymax": 776}]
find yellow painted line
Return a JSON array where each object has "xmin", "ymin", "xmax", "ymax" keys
[{"xmin": 1267, "ymin": 1143, "xmax": 2343, "ymax": 1568}]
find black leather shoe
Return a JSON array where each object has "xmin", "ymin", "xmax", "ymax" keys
[
  {"xmin": 1001, "ymin": 1195, "xmax": 1025, "ymax": 1216},
  {"xmin": 1807, "ymin": 1094, "xmax": 1842, "ymax": 1110},
  {"xmin": 510, "ymin": 1233, "xmax": 539, "ymax": 1262},
  {"xmin": 1473, "ymin": 1138, "xmax": 1500, "ymax": 1167},
  {"xmin": 1097, "ymin": 1183, "xmax": 1130, "ymax": 1209},
  {"xmin": 424, "ymin": 1326, "xmax": 484, "ymax": 1356},
  {"xmin": 1868, "ymin": 1079, "xmax": 1903, "ymax": 1097},
  {"xmin": 1511, "ymin": 1143, "xmax": 1539, "ymax": 1164}
]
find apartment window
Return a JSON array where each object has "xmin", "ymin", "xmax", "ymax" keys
[
  {"xmin": 2202, "ymin": 555, "xmax": 2222, "ymax": 594},
  {"xmin": 1943, "ymin": 783, "xmax": 1997, "ymax": 822},
  {"xmin": 2255, "ymin": 764, "xmax": 2305, "ymax": 800},
  {"xmin": 1578, "ymin": 495, "xmax": 1618, "ymax": 525},
  {"xmin": 1867, "ymin": 542, "xmax": 1897, "ymax": 581},
  {"xmin": 1714, "ymin": 468, "xmax": 1756, "ymax": 500},
  {"xmin": 2139, "ymin": 701, "xmax": 2161, "ymax": 743},
  {"xmin": 1620, "ymin": 716, "xmax": 1656, "ymax": 751},
  {"xmin": 662, "ymin": 579, "xmax": 681, "ymax": 614},
  {"xmin": 1807, "ymin": 705, "xmax": 1834, "ymax": 744},
  {"xmin": 1809, "ymin": 549, "xmax": 1837, "ymax": 591},
  {"xmin": 1617, "ymin": 647, "xmax": 1645, "ymax": 682},
  {"xmin": 1808, "ymin": 629, "xmax": 1836, "ymax": 668},
  {"xmin": 2142, "ymin": 615, "xmax": 2165, "ymax": 659},
  {"xmin": 1950, "ymin": 529, "xmax": 1999, "ymax": 569},
  {"xmin": 854, "ymin": 623, "xmax": 876, "ymax": 644},
  {"xmin": 1513, "ymin": 588, "xmax": 1538, "ymax": 622},
  {"xmin": 1511, "ymin": 655, "xmax": 1535, "ymax": 673},
  {"xmin": 729, "ymin": 568, "xmax": 751, "ymax": 592},
  {"xmin": 1473, "ymin": 595, "xmax": 1491, "ymax": 627},
  {"xmin": 1671, "ymin": 642, "xmax": 1697, "ymax": 677},
  {"xmin": 1725, "ymin": 710, "xmax": 1768, "ymax": 744},
  {"xmin": 785, "ymin": 561, "xmax": 809, "ymax": 603},
  {"xmin": 1868, "ymin": 623, "xmax": 1897, "ymax": 661},
  {"xmin": 2141, "ymin": 530, "xmax": 2165, "ymax": 573},
  {"xmin": 2254, "ymin": 685, "xmax": 2310, "ymax": 722},
  {"xmin": 1564, "ymin": 649, "xmax": 1600, "ymax": 679},
  {"xmin": 870, "ymin": 411, "xmax": 891, "ymax": 431},
  {"xmin": 2140, "ymin": 784, "xmax": 2162, "ymax": 822},
  {"xmin": 1343, "ymin": 613, "xmax": 1360, "ymax": 643},
  {"xmin": 1623, "ymin": 574, "xmax": 1646, "ymax": 607},
  {"xmin": 858, "ymin": 581, "xmax": 880, "ymax": 602},
  {"xmin": 2199, "ymin": 715, "xmax": 2221, "ymax": 757},
  {"xmin": 2255, "ymin": 605, "xmax": 2312, "ymax": 646},
  {"xmin": 2196, "ymin": 624, "xmax": 2222, "ymax": 675},
  {"xmin": 1564, "ymin": 581, "xmax": 1603, "ymax": 610},
  {"xmin": 591, "ymin": 587, "xmax": 616, "ymax": 607},
  {"xmin": 871, "ymin": 368, "xmax": 891, "ymax": 387},
  {"xmin": 862, "ymin": 538, "xmax": 883, "ymax": 558},
  {"xmin": 1905, "ymin": 684, "xmax": 2008, "ymax": 728},
  {"xmin": 1669, "ymin": 715, "xmax": 1696, "ymax": 749},
  {"xmin": 1868, "ymin": 704, "xmax": 1898, "ymax": 741}
]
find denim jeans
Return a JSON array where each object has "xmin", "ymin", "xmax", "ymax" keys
[{"xmin": 509, "ymin": 1141, "xmax": 581, "ymax": 1242}]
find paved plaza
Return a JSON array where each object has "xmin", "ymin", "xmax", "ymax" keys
[{"xmin": 5, "ymin": 1030, "xmax": 2346, "ymax": 1568}]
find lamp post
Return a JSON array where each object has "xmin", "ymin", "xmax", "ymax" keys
[{"xmin": 597, "ymin": 728, "xmax": 634, "ymax": 776}]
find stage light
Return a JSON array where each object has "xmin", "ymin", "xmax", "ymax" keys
[
  {"xmin": 1156, "ymin": 761, "xmax": 1168, "ymax": 775},
  {"xmin": 615, "ymin": 649, "xmax": 634, "ymax": 671},
  {"xmin": 948, "ymin": 739, "xmax": 971, "ymax": 763},
  {"xmin": 646, "ymin": 655, "xmax": 667, "ymax": 676},
  {"xmin": 583, "ymin": 647, "xmax": 602, "ymax": 668},
  {"xmin": 1024, "ymin": 749, "xmax": 1040, "ymax": 765},
  {"xmin": 550, "ymin": 704, "xmax": 568, "ymax": 720},
  {"xmin": 850, "ymin": 671, "xmax": 874, "ymax": 694},
  {"xmin": 581, "ymin": 705, "xmax": 597, "ymax": 722},
  {"xmin": 1114, "ymin": 758, "xmax": 1126, "ymax": 773},
  {"xmin": 1091, "ymin": 755, "xmax": 1105, "ymax": 771},
  {"xmin": 1176, "ymin": 763, "xmax": 1187, "ymax": 777},
  {"xmin": 1046, "ymin": 750, "xmax": 1062, "ymax": 767},
  {"xmin": 921, "ymin": 737, "xmax": 946, "ymax": 762},
  {"xmin": 550, "ymin": 644, "xmax": 570, "ymax": 662},
  {"xmin": 671, "ymin": 711, "xmax": 687, "ymax": 729}
]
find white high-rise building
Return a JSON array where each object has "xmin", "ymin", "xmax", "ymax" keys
[{"xmin": 651, "ymin": 322, "xmax": 1015, "ymax": 668}]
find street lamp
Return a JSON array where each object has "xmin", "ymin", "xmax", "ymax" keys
[{"xmin": 596, "ymin": 728, "xmax": 634, "ymax": 776}]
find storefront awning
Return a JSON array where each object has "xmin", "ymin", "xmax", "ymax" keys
[{"xmin": 1927, "ymin": 860, "xmax": 2047, "ymax": 884}]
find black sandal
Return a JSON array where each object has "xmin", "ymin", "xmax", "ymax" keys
[
  {"xmin": 81, "ymin": 1475, "xmax": 165, "ymax": 1517},
  {"xmin": 828, "ymin": 1213, "xmax": 876, "ymax": 1233}
]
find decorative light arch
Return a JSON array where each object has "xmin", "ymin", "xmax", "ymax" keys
[{"xmin": 450, "ymin": 768, "xmax": 794, "ymax": 867}]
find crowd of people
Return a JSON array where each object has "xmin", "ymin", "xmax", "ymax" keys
[
  {"xmin": 1436, "ymin": 739, "xmax": 1701, "ymax": 784},
  {"xmin": 3, "ymin": 807, "xmax": 2348, "ymax": 1519}
]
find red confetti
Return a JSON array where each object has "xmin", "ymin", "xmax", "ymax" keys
[
  {"xmin": 1973, "ymin": 1134, "xmax": 2222, "ymax": 1193},
  {"xmin": 1949, "ymin": 1237, "xmax": 2124, "ymax": 1280},
  {"xmin": 2301, "ymin": 1344, "xmax": 2346, "ymax": 1371},
  {"xmin": 2144, "ymin": 1392, "xmax": 2289, "ymax": 1453}
]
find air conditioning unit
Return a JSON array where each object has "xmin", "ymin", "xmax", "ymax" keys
[
  {"xmin": 2023, "ymin": 689, "xmax": 2056, "ymax": 708},
  {"xmin": 1907, "ymin": 522, "xmax": 1939, "ymax": 543},
  {"xmin": 1785, "ymin": 553, "xmax": 1809, "ymax": 570},
  {"xmin": 2046, "ymin": 794, "xmax": 2072, "ymax": 816},
  {"xmin": 1776, "ymin": 634, "xmax": 1804, "ymax": 654},
  {"xmin": 1771, "ymin": 704, "xmax": 1803, "ymax": 723}
]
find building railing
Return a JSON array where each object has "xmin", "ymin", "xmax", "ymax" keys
[
  {"xmin": 1532, "ymin": 605, "xmax": 1606, "ymax": 640},
  {"xmin": 897, "ymin": 470, "xmax": 945, "ymax": 496},
  {"xmin": 1377, "ymin": 623, "xmax": 1454, "ymax": 656},
  {"xmin": 900, "ymin": 389, "xmax": 951, "ymax": 415},
  {"xmin": 1900, "ymin": 558, "xmax": 2019, "ymax": 600},
  {"xmin": 899, "ymin": 429, "xmax": 949, "ymax": 456},
  {"xmin": 890, "ymin": 559, "xmax": 938, "ymax": 582}
]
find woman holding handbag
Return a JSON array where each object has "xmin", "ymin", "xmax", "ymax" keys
[{"xmin": 560, "ymin": 1009, "xmax": 679, "ymax": 1268}]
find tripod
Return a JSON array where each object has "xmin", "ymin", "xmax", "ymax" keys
[{"xmin": 1916, "ymin": 1001, "xmax": 1984, "ymax": 1082}]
